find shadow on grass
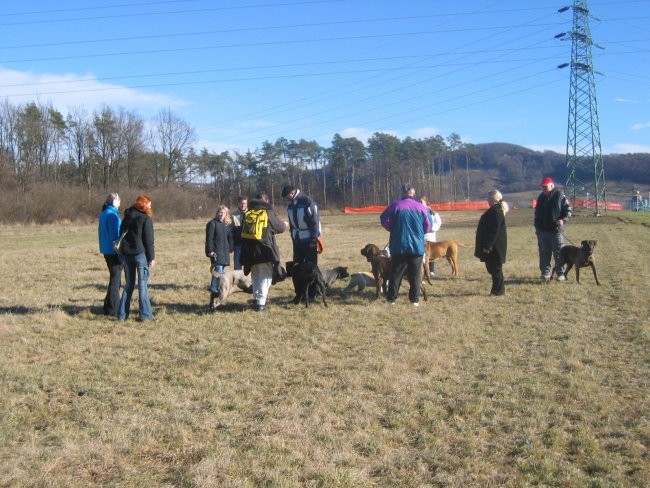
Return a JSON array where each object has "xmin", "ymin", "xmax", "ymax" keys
[{"xmin": 0, "ymin": 306, "xmax": 35, "ymax": 315}]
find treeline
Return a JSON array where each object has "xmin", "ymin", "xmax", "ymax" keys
[{"xmin": 1, "ymin": 99, "xmax": 648, "ymax": 223}]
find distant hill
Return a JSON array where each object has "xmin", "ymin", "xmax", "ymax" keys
[{"xmin": 473, "ymin": 143, "xmax": 650, "ymax": 196}]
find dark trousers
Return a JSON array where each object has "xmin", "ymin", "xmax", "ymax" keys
[
  {"xmin": 293, "ymin": 240, "xmax": 319, "ymax": 298},
  {"xmin": 292, "ymin": 240, "xmax": 318, "ymax": 266},
  {"xmin": 484, "ymin": 257, "xmax": 505, "ymax": 296},
  {"xmin": 387, "ymin": 254, "xmax": 423, "ymax": 303},
  {"xmin": 103, "ymin": 254, "xmax": 122, "ymax": 316}
]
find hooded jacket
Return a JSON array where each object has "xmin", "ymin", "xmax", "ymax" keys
[
  {"xmin": 98, "ymin": 204, "xmax": 121, "ymax": 255},
  {"xmin": 241, "ymin": 198, "xmax": 287, "ymax": 266},
  {"xmin": 380, "ymin": 195, "xmax": 432, "ymax": 256},
  {"xmin": 120, "ymin": 206, "xmax": 155, "ymax": 262}
]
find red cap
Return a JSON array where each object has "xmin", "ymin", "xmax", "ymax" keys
[{"xmin": 540, "ymin": 177, "xmax": 554, "ymax": 186}]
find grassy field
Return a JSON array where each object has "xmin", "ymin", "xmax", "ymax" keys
[{"xmin": 0, "ymin": 209, "xmax": 648, "ymax": 487}]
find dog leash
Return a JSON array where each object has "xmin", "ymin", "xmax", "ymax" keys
[{"xmin": 558, "ymin": 226, "xmax": 576, "ymax": 246}]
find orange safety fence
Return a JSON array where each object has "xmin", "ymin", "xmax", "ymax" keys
[
  {"xmin": 531, "ymin": 199, "xmax": 622, "ymax": 211},
  {"xmin": 344, "ymin": 201, "xmax": 490, "ymax": 214}
]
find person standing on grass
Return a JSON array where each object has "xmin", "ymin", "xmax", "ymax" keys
[
  {"xmin": 240, "ymin": 191, "xmax": 287, "ymax": 312},
  {"xmin": 380, "ymin": 184, "xmax": 432, "ymax": 306},
  {"xmin": 475, "ymin": 190, "xmax": 508, "ymax": 296},
  {"xmin": 282, "ymin": 184, "xmax": 321, "ymax": 299},
  {"xmin": 98, "ymin": 193, "xmax": 122, "ymax": 317},
  {"xmin": 118, "ymin": 195, "xmax": 155, "ymax": 322},
  {"xmin": 205, "ymin": 204, "xmax": 234, "ymax": 308},
  {"xmin": 419, "ymin": 195, "xmax": 442, "ymax": 277},
  {"xmin": 534, "ymin": 176, "xmax": 572, "ymax": 281},
  {"xmin": 230, "ymin": 195, "xmax": 248, "ymax": 271}
]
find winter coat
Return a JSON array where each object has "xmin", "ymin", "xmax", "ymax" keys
[
  {"xmin": 120, "ymin": 206, "xmax": 155, "ymax": 262},
  {"xmin": 534, "ymin": 188, "xmax": 571, "ymax": 233},
  {"xmin": 98, "ymin": 204, "xmax": 121, "ymax": 255},
  {"xmin": 205, "ymin": 218, "xmax": 233, "ymax": 266},
  {"xmin": 240, "ymin": 199, "xmax": 286, "ymax": 266},
  {"xmin": 286, "ymin": 189, "xmax": 320, "ymax": 244},
  {"xmin": 380, "ymin": 196, "xmax": 432, "ymax": 256},
  {"xmin": 475, "ymin": 203, "xmax": 507, "ymax": 264}
]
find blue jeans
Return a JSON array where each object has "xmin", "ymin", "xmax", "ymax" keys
[
  {"xmin": 537, "ymin": 230, "xmax": 564, "ymax": 278},
  {"xmin": 210, "ymin": 264, "xmax": 225, "ymax": 294},
  {"xmin": 118, "ymin": 253, "xmax": 153, "ymax": 321},
  {"xmin": 233, "ymin": 245, "xmax": 243, "ymax": 270}
]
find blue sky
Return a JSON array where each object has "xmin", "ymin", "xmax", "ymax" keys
[{"xmin": 1, "ymin": 0, "xmax": 648, "ymax": 155}]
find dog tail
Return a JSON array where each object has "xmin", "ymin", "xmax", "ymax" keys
[{"xmin": 456, "ymin": 241, "xmax": 468, "ymax": 247}]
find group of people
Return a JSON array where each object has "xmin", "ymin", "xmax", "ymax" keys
[
  {"xmin": 379, "ymin": 176, "xmax": 571, "ymax": 303},
  {"xmin": 98, "ymin": 177, "xmax": 571, "ymax": 316},
  {"xmin": 98, "ymin": 194, "xmax": 156, "ymax": 321},
  {"xmin": 98, "ymin": 185, "xmax": 322, "ymax": 318}
]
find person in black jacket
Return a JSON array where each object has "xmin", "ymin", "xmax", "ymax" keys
[
  {"xmin": 534, "ymin": 177, "xmax": 572, "ymax": 281},
  {"xmin": 205, "ymin": 205, "xmax": 234, "ymax": 304},
  {"xmin": 118, "ymin": 195, "xmax": 155, "ymax": 321},
  {"xmin": 475, "ymin": 190, "xmax": 509, "ymax": 296},
  {"xmin": 240, "ymin": 192, "xmax": 287, "ymax": 312}
]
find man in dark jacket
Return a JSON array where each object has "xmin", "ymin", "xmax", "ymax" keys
[
  {"xmin": 282, "ymin": 184, "xmax": 321, "ymax": 300},
  {"xmin": 380, "ymin": 184, "xmax": 431, "ymax": 306},
  {"xmin": 281, "ymin": 184, "xmax": 320, "ymax": 266},
  {"xmin": 241, "ymin": 192, "xmax": 287, "ymax": 312},
  {"xmin": 534, "ymin": 177, "xmax": 572, "ymax": 281},
  {"xmin": 475, "ymin": 190, "xmax": 508, "ymax": 296}
]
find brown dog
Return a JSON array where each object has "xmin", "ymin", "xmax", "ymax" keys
[
  {"xmin": 558, "ymin": 240, "xmax": 600, "ymax": 285},
  {"xmin": 360, "ymin": 243, "xmax": 391, "ymax": 299},
  {"xmin": 360, "ymin": 243, "xmax": 429, "ymax": 301},
  {"xmin": 424, "ymin": 240, "xmax": 467, "ymax": 277}
]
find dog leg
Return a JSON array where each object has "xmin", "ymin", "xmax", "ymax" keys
[{"xmin": 590, "ymin": 263, "xmax": 600, "ymax": 286}]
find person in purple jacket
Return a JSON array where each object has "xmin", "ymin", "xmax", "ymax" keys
[{"xmin": 380, "ymin": 184, "xmax": 432, "ymax": 306}]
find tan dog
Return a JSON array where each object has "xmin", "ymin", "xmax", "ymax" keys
[
  {"xmin": 210, "ymin": 268, "xmax": 253, "ymax": 309},
  {"xmin": 360, "ymin": 243, "xmax": 391, "ymax": 299},
  {"xmin": 424, "ymin": 240, "xmax": 467, "ymax": 276},
  {"xmin": 360, "ymin": 244, "xmax": 429, "ymax": 301},
  {"xmin": 558, "ymin": 240, "xmax": 600, "ymax": 285}
]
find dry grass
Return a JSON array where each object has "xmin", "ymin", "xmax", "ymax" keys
[{"xmin": 0, "ymin": 210, "xmax": 648, "ymax": 487}]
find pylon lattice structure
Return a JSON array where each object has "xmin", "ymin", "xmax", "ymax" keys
[{"xmin": 559, "ymin": 0, "xmax": 607, "ymax": 215}]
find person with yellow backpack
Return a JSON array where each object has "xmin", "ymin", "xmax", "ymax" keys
[{"xmin": 240, "ymin": 192, "xmax": 288, "ymax": 312}]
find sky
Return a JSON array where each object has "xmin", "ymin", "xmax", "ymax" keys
[{"xmin": 1, "ymin": 0, "xmax": 649, "ymax": 155}]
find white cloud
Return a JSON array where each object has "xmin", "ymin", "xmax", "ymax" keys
[
  {"xmin": 0, "ymin": 67, "xmax": 185, "ymax": 114},
  {"xmin": 614, "ymin": 98, "xmax": 638, "ymax": 104},
  {"xmin": 610, "ymin": 143, "xmax": 650, "ymax": 154},
  {"xmin": 631, "ymin": 122, "xmax": 650, "ymax": 131},
  {"xmin": 525, "ymin": 144, "xmax": 565, "ymax": 153}
]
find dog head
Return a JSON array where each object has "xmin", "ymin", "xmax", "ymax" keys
[
  {"xmin": 580, "ymin": 240, "xmax": 597, "ymax": 256},
  {"xmin": 333, "ymin": 266, "xmax": 350, "ymax": 279},
  {"xmin": 361, "ymin": 243, "xmax": 381, "ymax": 262},
  {"xmin": 285, "ymin": 261, "xmax": 298, "ymax": 278}
]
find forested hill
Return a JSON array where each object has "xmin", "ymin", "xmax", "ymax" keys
[{"xmin": 474, "ymin": 143, "xmax": 650, "ymax": 193}]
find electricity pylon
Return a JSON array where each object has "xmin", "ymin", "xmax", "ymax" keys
[{"xmin": 556, "ymin": 0, "xmax": 607, "ymax": 215}]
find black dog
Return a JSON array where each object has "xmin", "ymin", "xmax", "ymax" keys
[
  {"xmin": 320, "ymin": 266, "xmax": 350, "ymax": 289},
  {"xmin": 285, "ymin": 261, "xmax": 328, "ymax": 307},
  {"xmin": 558, "ymin": 240, "xmax": 600, "ymax": 285}
]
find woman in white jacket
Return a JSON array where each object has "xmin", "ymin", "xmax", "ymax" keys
[{"xmin": 420, "ymin": 196, "xmax": 442, "ymax": 276}]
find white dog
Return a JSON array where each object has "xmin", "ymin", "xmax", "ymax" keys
[
  {"xmin": 341, "ymin": 272, "xmax": 377, "ymax": 297},
  {"xmin": 210, "ymin": 268, "xmax": 253, "ymax": 308}
]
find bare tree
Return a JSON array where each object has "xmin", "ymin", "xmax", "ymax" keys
[{"xmin": 153, "ymin": 108, "xmax": 196, "ymax": 188}]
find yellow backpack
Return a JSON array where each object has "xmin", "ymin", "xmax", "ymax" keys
[{"xmin": 241, "ymin": 209, "xmax": 269, "ymax": 240}]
